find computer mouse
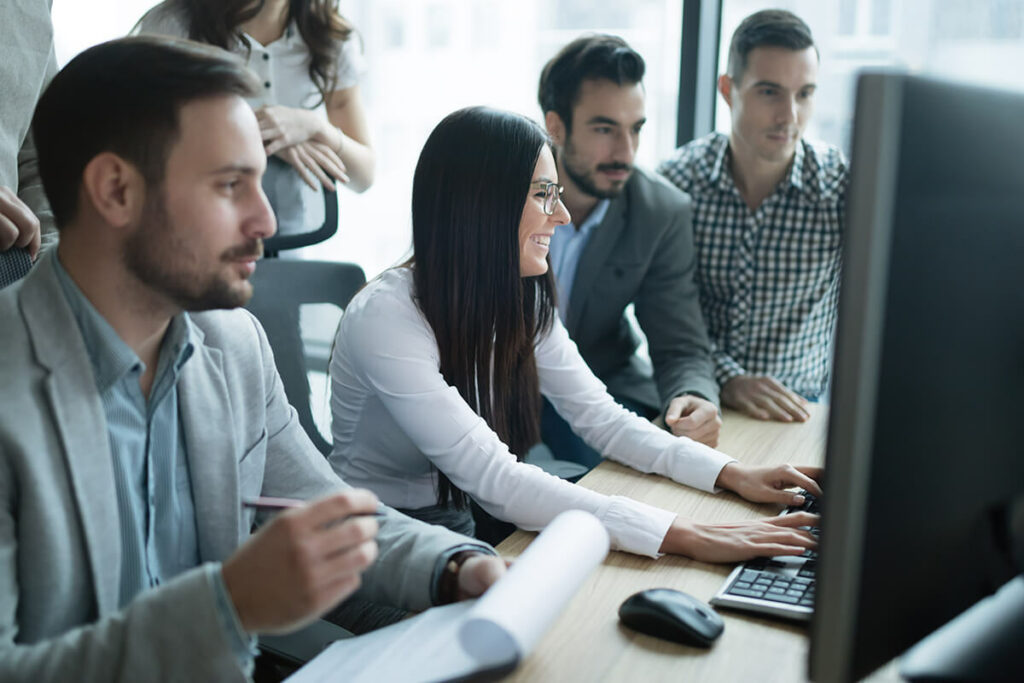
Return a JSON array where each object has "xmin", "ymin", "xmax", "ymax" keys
[{"xmin": 618, "ymin": 588, "xmax": 725, "ymax": 647}]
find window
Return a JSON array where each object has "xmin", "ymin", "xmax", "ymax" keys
[
  {"xmin": 316, "ymin": 0, "xmax": 683, "ymax": 277},
  {"xmin": 716, "ymin": 0, "xmax": 1024, "ymax": 154}
]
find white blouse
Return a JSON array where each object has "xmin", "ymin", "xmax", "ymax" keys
[
  {"xmin": 136, "ymin": 4, "xmax": 365, "ymax": 115},
  {"xmin": 329, "ymin": 268, "xmax": 736, "ymax": 557}
]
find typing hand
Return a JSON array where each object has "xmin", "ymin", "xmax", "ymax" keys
[
  {"xmin": 455, "ymin": 555, "xmax": 508, "ymax": 601},
  {"xmin": 221, "ymin": 489, "xmax": 380, "ymax": 635},
  {"xmin": 721, "ymin": 375, "xmax": 810, "ymax": 422},
  {"xmin": 0, "ymin": 185, "xmax": 41, "ymax": 259},
  {"xmin": 715, "ymin": 462, "xmax": 823, "ymax": 506},
  {"xmin": 660, "ymin": 511, "xmax": 819, "ymax": 563},
  {"xmin": 664, "ymin": 394, "xmax": 722, "ymax": 447}
]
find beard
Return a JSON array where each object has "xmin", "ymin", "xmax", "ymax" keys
[
  {"xmin": 561, "ymin": 135, "xmax": 632, "ymax": 200},
  {"xmin": 123, "ymin": 192, "xmax": 262, "ymax": 311}
]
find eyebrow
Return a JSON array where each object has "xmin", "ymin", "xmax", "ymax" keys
[
  {"xmin": 209, "ymin": 163, "xmax": 260, "ymax": 176},
  {"xmin": 531, "ymin": 176, "xmax": 557, "ymax": 185},
  {"xmin": 750, "ymin": 80, "xmax": 817, "ymax": 90},
  {"xmin": 585, "ymin": 115, "xmax": 647, "ymax": 127}
]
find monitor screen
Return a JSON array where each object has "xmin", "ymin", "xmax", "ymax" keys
[{"xmin": 809, "ymin": 72, "xmax": 1024, "ymax": 682}]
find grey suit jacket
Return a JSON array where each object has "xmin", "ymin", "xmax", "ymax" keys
[
  {"xmin": 565, "ymin": 168, "xmax": 718, "ymax": 415},
  {"xmin": 0, "ymin": 253, "xmax": 487, "ymax": 682}
]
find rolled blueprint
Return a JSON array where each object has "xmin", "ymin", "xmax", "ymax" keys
[
  {"xmin": 459, "ymin": 509, "xmax": 610, "ymax": 665},
  {"xmin": 286, "ymin": 509, "xmax": 610, "ymax": 682}
]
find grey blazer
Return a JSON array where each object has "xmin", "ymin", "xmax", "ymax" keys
[
  {"xmin": 0, "ymin": 253, "xmax": 486, "ymax": 682},
  {"xmin": 565, "ymin": 168, "xmax": 718, "ymax": 415}
]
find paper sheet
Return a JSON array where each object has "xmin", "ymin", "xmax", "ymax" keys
[{"xmin": 285, "ymin": 509, "xmax": 610, "ymax": 683}]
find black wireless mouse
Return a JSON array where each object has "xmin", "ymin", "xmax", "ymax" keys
[{"xmin": 618, "ymin": 588, "xmax": 725, "ymax": 647}]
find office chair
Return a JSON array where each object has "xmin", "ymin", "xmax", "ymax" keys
[
  {"xmin": 0, "ymin": 247, "xmax": 32, "ymax": 289},
  {"xmin": 262, "ymin": 156, "xmax": 339, "ymax": 257},
  {"xmin": 246, "ymin": 258, "xmax": 365, "ymax": 456}
]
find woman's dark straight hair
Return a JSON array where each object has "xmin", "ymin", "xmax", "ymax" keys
[
  {"xmin": 171, "ymin": 0, "xmax": 354, "ymax": 105},
  {"xmin": 410, "ymin": 106, "xmax": 557, "ymax": 509}
]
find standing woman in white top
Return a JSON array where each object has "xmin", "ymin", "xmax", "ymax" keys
[
  {"xmin": 135, "ymin": 0, "xmax": 373, "ymax": 199},
  {"xmin": 329, "ymin": 107, "xmax": 820, "ymax": 561}
]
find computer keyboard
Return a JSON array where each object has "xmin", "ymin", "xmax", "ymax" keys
[{"xmin": 709, "ymin": 490, "xmax": 820, "ymax": 622}]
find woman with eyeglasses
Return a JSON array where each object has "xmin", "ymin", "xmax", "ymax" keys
[
  {"xmin": 328, "ymin": 107, "xmax": 821, "ymax": 560},
  {"xmin": 136, "ymin": 0, "xmax": 373, "ymax": 195}
]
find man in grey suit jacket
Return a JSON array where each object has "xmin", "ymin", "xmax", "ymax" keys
[
  {"xmin": 537, "ymin": 35, "xmax": 721, "ymax": 468},
  {"xmin": 0, "ymin": 38, "xmax": 504, "ymax": 682}
]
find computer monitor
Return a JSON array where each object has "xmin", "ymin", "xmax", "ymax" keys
[{"xmin": 809, "ymin": 72, "xmax": 1024, "ymax": 682}]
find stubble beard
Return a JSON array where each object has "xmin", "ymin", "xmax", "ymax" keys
[
  {"xmin": 561, "ymin": 135, "xmax": 631, "ymax": 201},
  {"xmin": 123, "ymin": 193, "xmax": 260, "ymax": 312}
]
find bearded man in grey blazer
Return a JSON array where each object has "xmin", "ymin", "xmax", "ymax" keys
[
  {"xmin": 537, "ymin": 35, "xmax": 721, "ymax": 468},
  {"xmin": 0, "ymin": 37, "xmax": 504, "ymax": 683}
]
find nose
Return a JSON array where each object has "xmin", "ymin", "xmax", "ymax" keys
[
  {"xmin": 778, "ymin": 95, "xmax": 799, "ymax": 125},
  {"xmin": 245, "ymin": 185, "xmax": 277, "ymax": 240},
  {"xmin": 550, "ymin": 197, "xmax": 570, "ymax": 226},
  {"xmin": 615, "ymin": 129, "xmax": 637, "ymax": 164}
]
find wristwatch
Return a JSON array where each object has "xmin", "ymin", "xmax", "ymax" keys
[{"xmin": 438, "ymin": 550, "xmax": 478, "ymax": 604}]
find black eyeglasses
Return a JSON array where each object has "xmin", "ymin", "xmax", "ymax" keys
[{"xmin": 530, "ymin": 181, "xmax": 564, "ymax": 215}]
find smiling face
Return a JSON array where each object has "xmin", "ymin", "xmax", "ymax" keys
[
  {"xmin": 518, "ymin": 145, "xmax": 570, "ymax": 277},
  {"xmin": 123, "ymin": 95, "xmax": 276, "ymax": 310},
  {"xmin": 720, "ymin": 46, "xmax": 818, "ymax": 167},
  {"xmin": 548, "ymin": 78, "xmax": 646, "ymax": 200}
]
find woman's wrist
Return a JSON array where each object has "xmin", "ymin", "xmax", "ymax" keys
[
  {"xmin": 714, "ymin": 461, "xmax": 742, "ymax": 493},
  {"xmin": 315, "ymin": 120, "xmax": 345, "ymax": 155},
  {"xmin": 660, "ymin": 518, "xmax": 699, "ymax": 556}
]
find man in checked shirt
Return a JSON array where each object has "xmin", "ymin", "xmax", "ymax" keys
[{"xmin": 659, "ymin": 9, "xmax": 848, "ymax": 423}]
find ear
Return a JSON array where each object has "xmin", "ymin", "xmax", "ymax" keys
[
  {"xmin": 80, "ymin": 152, "xmax": 147, "ymax": 229},
  {"xmin": 544, "ymin": 110, "xmax": 566, "ymax": 147},
  {"xmin": 718, "ymin": 74, "xmax": 733, "ymax": 109}
]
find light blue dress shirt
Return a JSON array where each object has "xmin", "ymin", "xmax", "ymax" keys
[
  {"xmin": 548, "ymin": 199, "xmax": 610, "ymax": 323},
  {"xmin": 53, "ymin": 258, "xmax": 256, "ymax": 669}
]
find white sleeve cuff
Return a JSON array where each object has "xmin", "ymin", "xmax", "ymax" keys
[{"xmin": 601, "ymin": 496, "xmax": 677, "ymax": 558}]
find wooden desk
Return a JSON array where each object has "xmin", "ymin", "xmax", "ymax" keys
[{"xmin": 495, "ymin": 405, "xmax": 899, "ymax": 682}]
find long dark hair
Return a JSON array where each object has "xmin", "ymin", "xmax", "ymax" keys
[
  {"xmin": 171, "ymin": 0, "xmax": 354, "ymax": 104},
  {"xmin": 410, "ymin": 107, "xmax": 557, "ymax": 509}
]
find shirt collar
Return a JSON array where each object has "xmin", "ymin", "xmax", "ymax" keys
[
  {"xmin": 707, "ymin": 132, "xmax": 731, "ymax": 189},
  {"xmin": 52, "ymin": 256, "xmax": 195, "ymax": 394},
  {"xmin": 241, "ymin": 20, "xmax": 301, "ymax": 52},
  {"xmin": 712, "ymin": 133, "xmax": 832, "ymax": 201},
  {"xmin": 784, "ymin": 138, "xmax": 807, "ymax": 193}
]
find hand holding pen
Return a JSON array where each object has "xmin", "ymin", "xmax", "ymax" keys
[
  {"xmin": 222, "ymin": 489, "xmax": 382, "ymax": 635},
  {"xmin": 243, "ymin": 496, "xmax": 385, "ymax": 523}
]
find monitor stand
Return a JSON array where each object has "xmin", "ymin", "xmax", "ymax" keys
[{"xmin": 900, "ymin": 574, "xmax": 1024, "ymax": 682}]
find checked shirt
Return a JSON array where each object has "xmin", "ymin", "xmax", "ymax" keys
[{"xmin": 658, "ymin": 132, "xmax": 848, "ymax": 399}]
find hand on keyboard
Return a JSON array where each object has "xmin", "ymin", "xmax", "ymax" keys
[
  {"xmin": 714, "ymin": 463, "xmax": 824, "ymax": 506},
  {"xmin": 662, "ymin": 511, "xmax": 819, "ymax": 563}
]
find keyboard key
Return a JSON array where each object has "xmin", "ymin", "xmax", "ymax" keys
[
  {"xmin": 785, "ymin": 589, "xmax": 804, "ymax": 597},
  {"xmin": 729, "ymin": 588, "xmax": 766, "ymax": 598},
  {"xmin": 767, "ymin": 587, "xmax": 786, "ymax": 594},
  {"xmin": 766, "ymin": 594, "xmax": 801, "ymax": 604},
  {"xmin": 793, "ymin": 577, "xmax": 812, "ymax": 585},
  {"xmin": 740, "ymin": 571, "xmax": 760, "ymax": 583},
  {"xmin": 733, "ymin": 581, "xmax": 752, "ymax": 589}
]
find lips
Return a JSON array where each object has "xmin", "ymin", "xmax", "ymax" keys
[
  {"xmin": 598, "ymin": 164, "xmax": 632, "ymax": 181},
  {"xmin": 531, "ymin": 235, "xmax": 551, "ymax": 247}
]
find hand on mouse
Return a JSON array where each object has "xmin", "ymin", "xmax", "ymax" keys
[
  {"xmin": 714, "ymin": 462, "xmax": 823, "ymax": 506},
  {"xmin": 659, "ymin": 511, "xmax": 818, "ymax": 563}
]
